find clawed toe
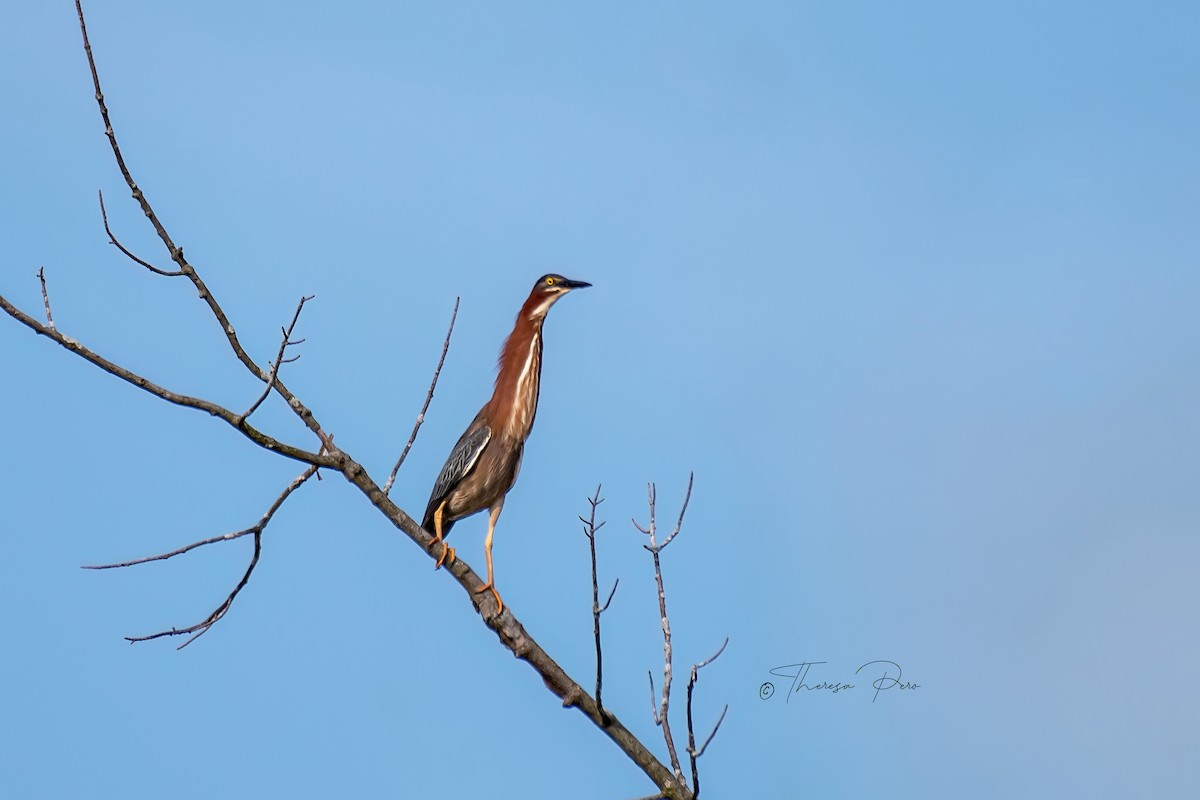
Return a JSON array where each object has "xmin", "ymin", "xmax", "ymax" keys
[
  {"xmin": 474, "ymin": 582, "xmax": 504, "ymax": 615},
  {"xmin": 433, "ymin": 543, "xmax": 455, "ymax": 570}
]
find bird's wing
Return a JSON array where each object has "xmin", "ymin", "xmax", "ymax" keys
[{"xmin": 428, "ymin": 417, "xmax": 492, "ymax": 509}]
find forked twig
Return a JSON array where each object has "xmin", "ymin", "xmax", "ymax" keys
[
  {"xmin": 239, "ymin": 295, "xmax": 315, "ymax": 423},
  {"xmin": 633, "ymin": 472, "xmax": 696, "ymax": 785},
  {"xmin": 686, "ymin": 637, "xmax": 729, "ymax": 799},
  {"xmin": 580, "ymin": 485, "xmax": 619, "ymax": 721},
  {"xmin": 109, "ymin": 465, "xmax": 319, "ymax": 649}
]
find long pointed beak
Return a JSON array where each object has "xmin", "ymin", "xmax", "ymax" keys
[{"xmin": 562, "ymin": 278, "xmax": 592, "ymax": 290}]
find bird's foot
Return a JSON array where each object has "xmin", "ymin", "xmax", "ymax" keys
[
  {"xmin": 475, "ymin": 582, "xmax": 504, "ymax": 615},
  {"xmin": 433, "ymin": 542, "xmax": 456, "ymax": 570}
]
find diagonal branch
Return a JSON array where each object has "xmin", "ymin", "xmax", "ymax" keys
[
  {"xmin": 119, "ymin": 464, "xmax": 319, "ymax": 649},
  {"xmin": 6, "ymin": 260, "xmax": 692, "ymax": 795},
  {"xmin": 74, "ymin": 0, "xmax": 328, "ymax": 446},
  {"xmin": 383, "ymin": 296, "xmax": 459, "ymax": 496},
  {"xmin": 3, "ymin": 284, "xmax": 692, "ymax": 795},
  {"xmin": 0, "ymin": 291, "xmax": 337, "ymax": 469},
  {"xmin": 16, "ymin": 5, "xmax": 703, "ymax": 798},
  {"xmin": 332, "ymin": 461, "xmax": 694, "ymax": 798}
]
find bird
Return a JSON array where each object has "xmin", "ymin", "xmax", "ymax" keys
[{"xmin": 421, "ymin": 273, "xmax": 592, "ymax": 615}]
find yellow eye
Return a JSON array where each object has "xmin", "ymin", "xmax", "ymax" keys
[{"xmin": 545, "ymin": 277, "xmax": 556, "ymax": 286}]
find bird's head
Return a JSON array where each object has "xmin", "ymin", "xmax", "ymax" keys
[{"xmin": 524, "ymin": 273, "xmax": 592, "ymax": 318}]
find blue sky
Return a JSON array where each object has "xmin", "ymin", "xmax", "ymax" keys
[{"xmin": 2, "ymin": 1, "xmax": 1198, "ymax": 797}]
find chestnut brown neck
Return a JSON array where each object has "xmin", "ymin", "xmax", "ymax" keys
[{"xmin": 484, "ymin": 292, "xmax": 552, "ymax": 442}]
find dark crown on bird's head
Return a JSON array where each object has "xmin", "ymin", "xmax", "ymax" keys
[{"xmin": 532, "ymin": 273, "xmax": 592, "ymax": 295}]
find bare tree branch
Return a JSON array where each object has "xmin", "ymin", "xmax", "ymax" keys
[
  {"xmin": 0, "ymin": 292, "xmax": 337, "ymax": 469},
  {"xmin": 238, "ymin": 294, "xmax": 315, "ymax": 423},
  {"xmin": 119, "ymin": 464, "xmax": 319, "ymax": 649},
  {"xmin": 686, "ymin": 637, "xmax": 729, "ymax": 799},
  {"xmin": 7, "ymin": 266, "xmax": 696, "ymax": 794},
  {"xmin": 383, "ymin": 296, "xmax": 459, "ymax": 496},
  {"xmin": 74, "ymin": 0, "xmax": 329, "ymax": 447},
  {"xmin": 6, "ymin": 5, "xmax": 710, "ymax": 797},
  {"xmin": 36, "ymin": 267, "xmax": 55, "ymax": 329},
  {"xmin": 97, "ymin": 189, "xmax": 182, "ymax": 276},
  {"xmin": 635, "ymin": 476, "xmax": 695, "ymax": 785},
  {"xmin": 580, "ymin": 485, "xmax": 618, "ymax": 722}
]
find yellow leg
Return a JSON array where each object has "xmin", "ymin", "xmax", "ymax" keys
[
  {"xmin": 432, "ymin": 501, "xmax": 455, "ymax": 570},
  {"xmin": 474, "ymin": 501, "xmax": 505, "ymax": 614}
]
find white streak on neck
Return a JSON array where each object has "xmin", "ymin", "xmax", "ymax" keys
[
  {"xmin": 527, "ymin": 292, "xmax": 560, "ymax": 320},
  {"xmin": 504, "ymin": 327, "xmax": 542, "ymax": 440}
]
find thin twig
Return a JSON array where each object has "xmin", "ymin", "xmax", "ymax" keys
[
  {"xmin": 239, "ymin": 295, "xmax": 315, "ymax": 423},
  {"xmin": 81, "ymin": 526, "xmax": 257, "ymax": 569},
  {"xmin": 692, "ymin": 706, "xmax": 727, "ymax": 761},
  {"xmin": 580, "ymin": 485, "xmax": 617, "ymax": 722},
  {"xmin": 657, "ymin": 472, "xmax": 694, "ymax": 553},
  {"xmin": 686, "ymin": 637, "xmax": 729, "ymax": 799},
  {"xmin": 97, "ymin": 189, "xmax": 182, "ymax": 276},
  {"xmin": 36, "ymin": 267, "xmax": 55, "ymax": 329},
  {"xmin": 600, "ymin": 578, "xmax": 619, "ymax": 613},
  {"xmin": 383, "ymin": 296, "xmax": 459, "ymax": 496},
  {"xmin": 120, "ymin": 465, "xmax": 318, "ymax": 649},
  {"xmin": 648, "ymin": 671, "xmax": 661, "ymax": 725}
]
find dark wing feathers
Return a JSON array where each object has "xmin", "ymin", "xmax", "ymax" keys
[{"xmin": 422, "ymin": 415, "xmax": 492, "ymax": 528}]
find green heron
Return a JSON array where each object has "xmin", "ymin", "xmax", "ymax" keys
[{"xmin": 422, "ymin": 273, "xmax": 592, "ymax": 614}]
